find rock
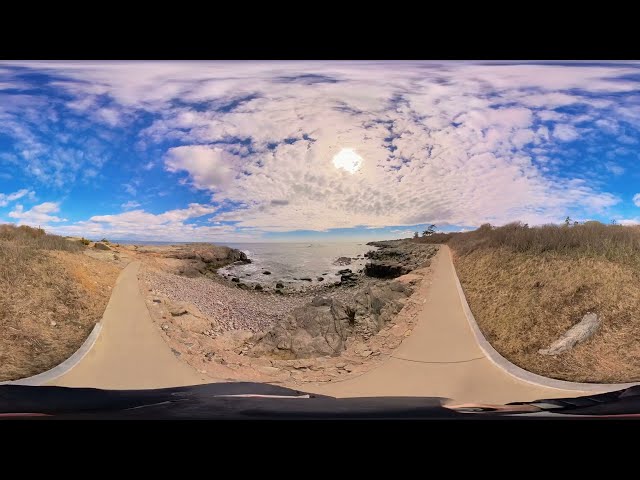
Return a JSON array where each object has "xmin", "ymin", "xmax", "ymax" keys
[
  {"xmin": 50, "ymin": 320, "xmax": 57, "ymax": 327},
  {"xmin": 152, "ymin": 298, "xmax": 161, "ymax": 303},
  {"xmin": 539, "ymin": 312, "xmax": 602, "ymax": 355},
  {"xmin": 337, "ymin": 269, "xmax": 352, "ymax": 275},
  {"xmin": 254, "ymin": 284, "xmax": 263, "ymax": 291},
  {"xmin": 311, "ymin": 296, "xmax": 332, "ymax": 306},
  {"xmin": 275, "ymin": 282, "xmax": 284, "ymax": 288},
  {"xmin": 361, "ymin": 350, "xmax": 372, "ymax": 357},
  {"xmin": 94, "ymin": 242, "xmax": 111, "ymax": 251},
  {"xmin": 395, "ymin": 273, "xmax": 423, "ymax": 286},
  {"xmin": 263, "ymin": 271, "xmax": 271, "ymax": 275},
  {"xmin": 275, "ymin": 289, "xmax": 284, "ymax": 295},
  {"xmin": 333, "ymin": 256, "xmax": 352, "ymax": 266},
  {"xmin": 364, "ymin": 261, "xmax": 410, "ymax": 278},
  {"xmin": 162, "ymin": 324, "xmax": 169, "ymax": 330},
  {"xmin": 236, "ymin": 282, "xmax": 250, "ymax": 290},
  {"xmin": 173, "ymin": 314, "xmax": 212, "ymax": 332},
  {"xmin": 231, "ymin": 277, "xmax": 240, "ymax": 283},
  {"xmin": 245, "ymin": 273, "xmax": 251, "ymax": 276},
  {"xmin": 300, "ymin": 277, "xmax": 313, "ymax": 282},
  {"xmin": 249, "ymin": 298, "xmax": 355, "ymax": 359},
  {"xmin": 317, "ymin": 277, "xmax": 324, "ymax": 281},
  {"xmin": 340, "ymin": 271, "xmax": 359, "ymax": 285},
  {"xmin": 168, "ymin": 302, "xmax": 191, "ymax": 316}
]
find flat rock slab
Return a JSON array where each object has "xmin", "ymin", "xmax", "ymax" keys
[{"xmin": 539, "ymin": 312, "xmax": 601, "ymax": 356}]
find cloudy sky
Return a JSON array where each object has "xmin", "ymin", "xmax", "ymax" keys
[{"xmin": 2, "ymin": 61, "xmax": 640, "ymax": 242}]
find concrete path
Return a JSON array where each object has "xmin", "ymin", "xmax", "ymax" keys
[
  {"xmin": 49, "ymin": 248, "xmax": 610, "ymax": 405},
  {"xmin": 304, "ymin": 246, "xmax": 594, "ymax": 404},
  {"xmin": 49, "ymin": 262, "xmax": 210, "ymax": 389}
]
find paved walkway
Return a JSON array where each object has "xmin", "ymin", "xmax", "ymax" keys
[
  {"xmin": 50, "ymin": 248, "xmax": 603, "ymax": 404},
  {"xmin": 49, "ymin": 262, "xmax": 209, "ymax": 389},
  {"xmin": 304, "ymin": 246, "xmax": 593, "ymax": 404}
]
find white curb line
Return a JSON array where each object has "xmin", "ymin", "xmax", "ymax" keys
[
  {"xmin": 0, "ymin": 322, "xmax": 102, "ymax": 386},
  {"xmin": 448, "ymin": 248, "xmax": 638, "ymax": 393}
]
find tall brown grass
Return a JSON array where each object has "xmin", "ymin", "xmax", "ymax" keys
[
  {"xmin": 0, "ymin": 223, "xmax": 119, "ymax": 381},
  {"xmin": 448, "ymin": 220, "xmax": 640, "ymax": 382},
  {"xmin": 446, "ymin": 221, "xmax": 640, "ymax": 264},
  {"xmin": 0, "ymin": 224, "xmax": 83, "ymax": 252}
]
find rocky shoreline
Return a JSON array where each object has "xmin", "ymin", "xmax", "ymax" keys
[{"xmin": 137, "ymin": 239, "xmax": 439, "ymax": 384}]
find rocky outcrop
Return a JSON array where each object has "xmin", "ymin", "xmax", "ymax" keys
[
  {"xmin": 132, "ymin": 243, "xmax": 250, "ymax": 278},
  {"xmin": 94, "ymin": 242, "xmax": 111, "ymax": 251},
  {"xmin": 249, "ymin": 297, "xmax": 355, "ymax": 359},
  {"xmin": 337, "ymin": 268, "xmax": 358, "ymax": 285},
  {"xmin": 248, "ymin": 279, "xmax": 415, "ymax": 359},
  {"xmin": 364, "ymin": 262, "xmax": 411, "ymax": 278},
  {"xmin": 539, "ymin": 312, "xmax": 601, "ymax": 355},
  {"xmin": 364, "ymin": 241, "xmax": 437, "ymax": 279}
]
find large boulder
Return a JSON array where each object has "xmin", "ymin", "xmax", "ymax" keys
[
  {"xmin": 364, "ymin": 261, "xmax": 411, "ymax": 278},
  {"xmin": 364, "ymin": 243, "xmax": 437, "ymax": 278},
  {"xmin": 94, "ymin": 242, "xmax": 111, "ymax": 251},
  {"xmin": 249, "ymin": 298, "xmax": 355, "ymax": 359},
  {"xmin": 249, "ymin": 281, "xmax": 414, "ymax": 359}
]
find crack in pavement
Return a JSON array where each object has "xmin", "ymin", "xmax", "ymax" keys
[{"xmin": 390, "ymin": 355, "xmax": 485, "ymax": 365}]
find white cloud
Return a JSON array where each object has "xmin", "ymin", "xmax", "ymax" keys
[
  {"xmin": 122, "ymin": 183, "xmax": 137, "ymax": 196},
  {"xmin": 3, "ymin": 61, "xmax": 638, "ymax": 238},
  {"xmin": 605, "ymin": 162, "xmax": 625, "ymax": 176},
  {"xmin": 0, "ymin": 188, "xmax": 34, "ymax": 207},
  {"xmin": 8, "ymin": 202, "xmax": 66, "ymax": 225},
  {"xmin": 553, "ymin": 124, "xmax": 580, "ymax": 142},
  {"xmin": 121, "ymin": 200, "xmax": 141, "ymax": 209},
  {"xmin": 633, "ymin": 193, "xmax": 640, "ymax": 207},
  {"xmin": 48, "ymin": 203, "xmax": 234, "ymax": 241},
  {"xmin": 164, "ymin": 146, "xmax": 237, "ymax": 190}
]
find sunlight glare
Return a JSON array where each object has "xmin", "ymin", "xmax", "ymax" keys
[{"xmin": 332, "ymin": 148, "xmax": 363, "ymax": 173}]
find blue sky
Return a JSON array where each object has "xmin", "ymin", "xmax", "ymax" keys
[{"xmin": 2, "ymin": 61, "xmax": 640, "ymax": 242}]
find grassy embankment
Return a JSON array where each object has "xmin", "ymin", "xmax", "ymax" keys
[
  {"xmin": 0, "ymin": 224, "xmax": 120, "ymax": 381},
  {"xmin": 414, "ymin": 222, "xmax": 640, "ymax": 383}
]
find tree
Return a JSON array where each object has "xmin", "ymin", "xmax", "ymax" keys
[
  {"xmin": 413, "ymin": 232, "xmax": 419, "ymax": 239},
  {"xmin": 611, "ymin": 219, "xmax": 618, "ymax": 225},
  {"xmin": 564, "ymin": 216, "xmax": 572, "ymax": 227},
  {"xmin": 422, "ymin": 224, "xmax": 437, "ymax": 237}
]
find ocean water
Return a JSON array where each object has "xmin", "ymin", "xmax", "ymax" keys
[{"xmin": 217, "ymin": 242, "xmax": 375, "ymax": 288}]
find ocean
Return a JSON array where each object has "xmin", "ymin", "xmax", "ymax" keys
[{"xmin": 218, "ymin": 242, "xmax": 375, "ymax": 288}]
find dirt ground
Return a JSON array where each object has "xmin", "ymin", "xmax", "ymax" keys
[
  {"xmin": 0, "ymin": 248, "xmax": 123, "ymax": 381},
  {"xmin": 453, "ymin": 248, "xmax": 640, "ymax": 383},
  {"xmin": 141, "ymin": 266, "xmax": 434, "ymax": 386}
]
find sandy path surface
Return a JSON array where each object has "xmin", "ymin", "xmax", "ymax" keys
[
  {"xmin": 48, "ymin": 262, "xmax": 211, "ymax": 389},
  {"xmin": 300, "ymin": 247, "xmax": 597, "ymax": 404}
]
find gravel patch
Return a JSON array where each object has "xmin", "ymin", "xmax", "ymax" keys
[{"xmin": 142, "ymin": 267, "xmax": 310, "ymax": 332}]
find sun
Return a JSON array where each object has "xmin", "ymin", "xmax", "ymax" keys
[{"xmin": 332, "ymin": 148, "xmax": 363, "ymax": 173}]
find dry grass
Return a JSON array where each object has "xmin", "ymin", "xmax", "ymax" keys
[
  {"xmin": 0, "ymin": 224, "xmax": 121, "ymax": 381},
  {"xmin": 450, "ymin": 222, "xmax": 640, "ymax": 383}
]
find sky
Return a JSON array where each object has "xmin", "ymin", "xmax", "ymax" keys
[{"xmin": 2, "ymin": 60, "xmax": 640, "ymax": 242}]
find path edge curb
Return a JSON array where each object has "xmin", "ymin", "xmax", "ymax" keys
[
  {"xmin": 447, "ymin": 247, "xmax": 638, "ymax": 394},
  {"xmin": 0, "ymin": 322, "xmax": 103, "ymax": 386}
]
